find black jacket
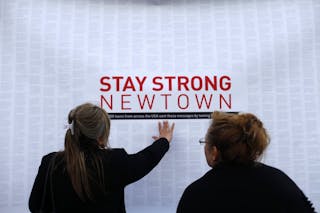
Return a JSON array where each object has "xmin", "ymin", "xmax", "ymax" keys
[
  {"xmin": 29, "ymin": 138, "xmax": 169, "ymax": 213},
  {"xmin": 177, "ymin": 163, "xmax": 316, "ymax": 213}
]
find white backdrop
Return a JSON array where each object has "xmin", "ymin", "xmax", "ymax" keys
[{"xmin": 0, "ymin": 0, "xmax": 319, "ymax": 212}]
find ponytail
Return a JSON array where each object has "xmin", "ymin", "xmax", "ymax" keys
[{"xmin": 63, "ymin": 103, "xmax": 110, "ymax": 201}]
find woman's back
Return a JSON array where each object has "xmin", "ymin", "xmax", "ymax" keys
[
  {"xmin": 177, "ymin": 111, "xmax": 315, "ymax": 213},
  {"xmin": 51, "ymin": 149, "xmax": 126, "ymax": 213},
  {"xmin": 30, "ymin": 138, "xmax": 170, "ymax": 213},
  {"xmin": 178, "ymin": 162, "xmax": 314, "ymax": 213},
  {"xmin": 29, "ymin": 103, "xmax": 174, "ymax": 213}
]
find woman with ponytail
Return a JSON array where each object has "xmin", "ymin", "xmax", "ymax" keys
[
  {"xmin": 177, "ymin": 111, "xmax": 315, "ymax": 213},
  {"xmin": 29, "ymin": 103, "xmax": 174, "ymax": 213}
]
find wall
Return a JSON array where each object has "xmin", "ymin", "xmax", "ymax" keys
[{"xmin": 0, "ymin": 0, "xmax": 319, "ymax": 212}]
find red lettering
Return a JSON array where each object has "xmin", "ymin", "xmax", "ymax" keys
[
  {"xmin": 137, "ymin": 94, "xmax": 155, "ymax": 109},
  {"xmin": 220, "ymin": 75, "xmax": 231, "ymax": 91},
  {"xmin": 100, "ymin": 95, "xmax": 113, "ymax": 110},
  {"xmin": 191, "ymin": 76, "xmax": 203, "ymax": 91},
  {"xmin": 152, "ymin": 76, "xmax": 163, "ymax": 91},
  {"xmin": 178, "ymin": 76, "xmax": 189, "ymax": 91},
  {"xmin": 195, "ymin": 94, "xmax": 213, "ymax": 109},
  {"xmin": 121, "ymin": 94, "xmax": 131, "ymax": 110},
  {"xmin": 135, "ymin": 76, "xmax": 147, "ymax": 91},
  {"xmin": 205, "ymin": 76, "xmax": 217, "ymax": 91},
  {"xmin": 123, "ymin": 77, "xmax": 136, "ymax": 91},
  {"xmin": 220, "ymin": 94, "xmax": 231, "ymax": 109},
  {"xmin": 100, "ymin": 76, "xmax": 111, "ymax": 92},
  {"xmin": 160, "ymin": 94, "xmax": 171, "ymax": 110},
  {"xmin": 112, "ymin": 76, "xmax": 124, "ymax": 91},
  {"xmin": 164, "ymin": 76, "xmax": 176, "ymax": 91},
  {"xmin": 178, "ymin": 94, "xmax": 189, "ymax": 110}
]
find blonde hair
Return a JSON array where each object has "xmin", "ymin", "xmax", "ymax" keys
[
  {"xmin": 63, "ymin": 103, "xmax": 111, "ymax": 201},
  {"xmin": 206, "ymin": 111, "xmax": 270, "ymax": 165}
]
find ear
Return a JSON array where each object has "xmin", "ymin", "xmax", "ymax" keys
[
  {"xmin": 212, "ymin": 146, "xmax": 219, "ymax": 160},
  {"xmin": 209, "ymin": 146, "xmax": 219, "ymax": 166}
]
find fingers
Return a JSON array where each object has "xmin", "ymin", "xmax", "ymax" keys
[
  {"xmin": 171, "ymin": 122, "xmax": 175, "ymax": 131},
  {"xmin": 161, "ymin": 121, "xmax": 170, "ymax": 129},
  {"xmin": 164, "ymin": 121, "xmax": 175, "ymax": 132},
  {"xmin": 161, "ymin": 121, "xmax": 167, "ymax": 130},
  {"xmin": 160, "ymin": 121, "xmax": 174, "ymax": 132},
  {"xmin": 153, "ymin": 120, "xmax": 175, "ymax": 143}
]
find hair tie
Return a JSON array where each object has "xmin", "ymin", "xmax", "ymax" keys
[{"xmin": 65, "ymin": 120, "xmax": 74, "ymax": 135}]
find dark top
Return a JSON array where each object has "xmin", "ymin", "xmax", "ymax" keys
[
  {"xmin": 29, "ymin": 138, "xmax": 169, "ymax": 213},
  {"xmin": 177, "ymin": 163, "xmax": 316, "ymax": 213}
]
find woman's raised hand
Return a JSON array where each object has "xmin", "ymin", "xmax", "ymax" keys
[{"xmin": 152, "ymin": 121, "xmax": 175, "ymax": 143}]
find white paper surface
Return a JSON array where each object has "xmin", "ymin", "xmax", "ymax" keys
[{"xmin": 0, "ymin": 0, "xmax": 319, "ymax": 212}]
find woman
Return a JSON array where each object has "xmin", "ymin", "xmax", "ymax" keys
[
  {"xmin": 177, "ymin": 111, "xmax": 315, "ymax": 213},
  {"xmin": 29, "ymin": 103, "xmax": 174, "ymax": 213}
]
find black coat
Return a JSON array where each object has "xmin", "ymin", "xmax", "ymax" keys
[
  {"xmin": 177, "ymin": 163, "xmax": 316, "ymax": 213},
  {"xmin": 29, "ymin": 138, "xmax": 169, "ymax": 213}
]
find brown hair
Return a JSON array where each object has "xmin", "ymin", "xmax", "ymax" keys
[
  {"xmin": 61, "ymin": 103, "xmax": 111, "ymax": 201},
  {"xmin": 206, "ymin": 111, "xmax": 270, "ymax": 165}
]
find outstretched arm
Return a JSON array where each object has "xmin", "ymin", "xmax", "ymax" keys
[{"xmin": 125, "ymin": 121, "xmax": 175, "ymax": 185}]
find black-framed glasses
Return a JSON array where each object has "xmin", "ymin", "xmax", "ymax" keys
[{"xmin": 199, "ymin": 137, "xmax": 206, "ymax": 144}]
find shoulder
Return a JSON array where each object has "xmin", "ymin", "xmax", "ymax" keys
[
  {"xmin": 254, "ymin": 163, "xmax": 294, "ymax": 182},
  {"xmin": 104, "ymin": 148, "xmax": 128, "ymax": 159},
  {"xmin": 182, "ymin": 169, "xmax": 214, "ymax": 197},
  {"xmin": 40, "ymin": 152, "xmax": 58, "ymax": 166},
  {"xmin": 253, "ymin": 163, "xmax": 305, "ymax": 197},
  {"xmin": 99, "ymin": 148, "xmax": 129, "ymax": 168},
  {"xmin": 256, "ymin": 163, "xmax": 316, "ymax": 211},
  {"xmin": 33, "ymin": 152, "xmax": 60, "ymax": 178},
  {"xmin": 255, "ymin": 163, "xmax": 286, "ymax": 174},
  {"xmin": 177, "ymin": 170, "xmax": 214, "ymax": 212},
  {"xmin": 43, "ymin": 152, "xmax": 58, "ymax": 159}
]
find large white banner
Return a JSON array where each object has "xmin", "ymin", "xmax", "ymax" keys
[{"xmin": 0, "ymin": 0, "xmax": 319, "ymax": 212}]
